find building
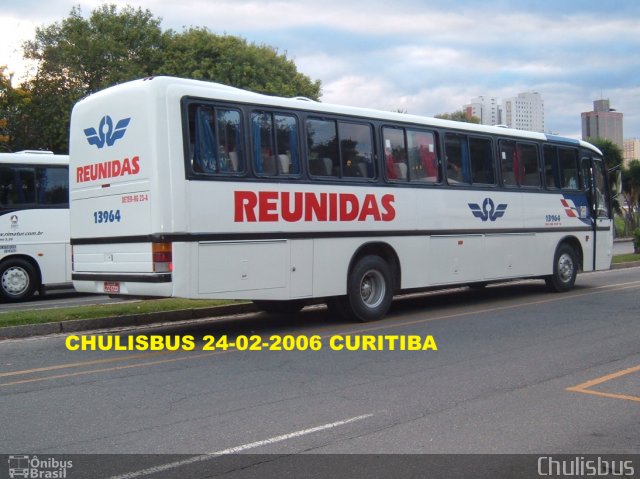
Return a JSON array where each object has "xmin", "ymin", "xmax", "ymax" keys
[
  {"xmin": 464, "ymin": 92, "xmax": 544, "ymax": 132},
  {"xmin": 464, "ymin": 96, "xmax": 501, "ymax": 126},
  {"xmin": 581, "ymin": 99, "xmax": 623, "ymax": 151},
  {"xmin": 623, "ymin": 138, "xmax": 640, "ymax": 167},
  {"xmin": 501, "ymin": 92, "xmax": 545, "ymax": 133}
]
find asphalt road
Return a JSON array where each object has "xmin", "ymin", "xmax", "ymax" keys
[{"xmin": 0, "ymin": 267, "xmax": 639, "ymax": 478}]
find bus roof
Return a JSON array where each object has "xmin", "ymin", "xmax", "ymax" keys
[
  {"xmin": 0, "ymin": 151, "xmax": 69, "ymax": 166},
  {"xmin": 78, "ymin": 76, "xmax": 602, "ymax": 156}
]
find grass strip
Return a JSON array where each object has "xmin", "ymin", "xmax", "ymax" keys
[
  {"xmin": 612, "ymin": 252, "xmax": 640, "ymax": 264},
  {"xmin": 0, "ymin": 298, "xmax": 240, "ymax": 328}
]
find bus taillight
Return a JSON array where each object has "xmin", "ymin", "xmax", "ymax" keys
[{"xmin": 152, "ymin": 242, "xmax": 173, "ymax": 273}]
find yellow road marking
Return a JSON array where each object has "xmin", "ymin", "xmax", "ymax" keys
[
  {"xmin": 567, "ymin": 364, "xmax": 640, "ymax": 403},
  {"xmin": 0, "ymin": 350, "xmax": 226, "ymax": 387},
  {"xmin": 566, "ymin": 389, "xmax": 640, "ymax": 403},
  {"xmin": 0, "ymin": 352, "xmax": 168, "ymax": 378},
  {"xmin": 568, "ymin": 364, "xmax": 640, "ymax": 391}
]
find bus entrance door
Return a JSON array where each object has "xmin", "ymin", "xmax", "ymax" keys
[{"xmin": 581, "ymin": 155, "xmax": 613, "ymax": 271}]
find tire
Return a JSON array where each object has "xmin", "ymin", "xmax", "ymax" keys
[
  {"xmin": 0, "ymin": 258, "xmax": 38, "ymax": 301},
  {"xmin": 253, "ymin": 299, "xmax": 306, "ymax": 314},
  {"xmin": 343, "ymin": 255, "xmax": 393, "ymax": 322},
  {"xmin": 545, "ymin": 244, "xmax": 578, "ymax": 292}
]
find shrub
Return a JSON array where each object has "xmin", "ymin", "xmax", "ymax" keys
[{"xmin": 633, "ymin": 228, "xmax": 640, "ymax": 254}]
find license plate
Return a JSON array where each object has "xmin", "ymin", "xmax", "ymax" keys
[{"xmin": 104, "ymin": 281, "xmax": 120, "ymax": 294}]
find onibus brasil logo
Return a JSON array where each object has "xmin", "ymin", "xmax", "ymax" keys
[
  {"xmin": 7, "ymin": 455, "xmax": 73, "ymax": 478},
  {"xmin": 83, "ymin": 115, "xmax": 130, "ymax": 149},
  {"xmin": 468, "ymin": 198, "xmax": 508, "ymax": 222}
]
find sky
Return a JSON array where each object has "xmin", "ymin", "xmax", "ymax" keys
[{"xmin": 1, "ymin": 0, "xmax": 640, "ymax": 140}]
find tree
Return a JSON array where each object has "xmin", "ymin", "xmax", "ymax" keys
[
  {"xmin": 16, "ymin": 5, "xmax": 168, "ymax": 152},
  {"xmin": 24, "ymin": 4, "xmax": 167, "ymax": 94},
  {"xmin": 585, "ymin": 137, "xmax": 623, "ymax": 172},
  {"xmin": 434, "ymin": 110, "xmax": 480, "ymax": 123},
  {"xmin": 621, "ymin": 159, "xmax": 640, "ymax": 232},
  {"xmin": 15, "ymin": 5, "xmax": 321, "ymax": 152},
  {"xmin": 159, "ymin": 28, "xmax": 320, "ymax": 100},
  {"xmin": 0, "ymin": 66, "xmax": 33, "ymax": 152}
]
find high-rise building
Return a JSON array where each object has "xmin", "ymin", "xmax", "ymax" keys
[
  {"xmin": 501, "ymin": 92, "xmax": 544, "ymax": 132},
  {"xmin": 464, "ymin": 96, "xmax": 500, "ymax": 126},
  {"xmin": 464, "ymin": 92, "xmax": 544, "ymax": 132},
  {"xmin": 581, "ymin": 99, "xmax": 623, "ymax": 151},
  {"xmin": 623, "ymin": 138, "xmax": 640, "ymax": 167}
]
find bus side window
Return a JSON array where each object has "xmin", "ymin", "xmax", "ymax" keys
[
  {"xmin": 469, "ymin": 137, "xmax": 494, "ymax": 185},
  {"xmin": 252, "ymin": 112, "xmax": 276, "ymax": 175},
  {"xmin": 558, "ymin": 148, "xmax": 579, "ymax": 190},
  {"xmin": 191, "ymin": 105, "xmax": 217, "ymax": 174},
  {"xmin": 252, "ymin": 112, "xmax": 300, "ymax": 176},
  {"xmin": 307, "ymin": 118, "xmax": 338, "ymax": 177},
  {"xmin": 383, "ymin": 127, "xmax": 408, "ymax": 181},
  {"xmin": 543, "ymin": 146, "xmax": 560, "ymax": 189},
  {"xmin": 0, "ymin": 167, "xmax": 36, "ymax": 205},
  {"xmin": 519, "ymin": 143, "xmax": 540, "ymax": 187},
  {"xmin": 216, "ymin": 109, "xmax": 243, "ymax": 172},
  {"xmin": 499, "ymin": 140, "xmax": 518, "ymax": 187},
  {"xmin": 275, "ymin": 114, "xmax": 300, "ymax": 175},
  {"xmin": 445, "ymin": 134, "xmax": 470, "ymax": 185},
  {"xmin": 37, "ymin": 167, "xmax": 69, "ymax": 205},
  {"xmin": 189, "ymin": 104, "xmax": 243, "ymax": 175},
  {"xmin": 408, "ymin": 130, "xmax": 440, "ymax": 183},
  {"xmin": 0, "ymin": 166, "xmax": 11, "ymax": 206},
  {"xmin": 338, "ymin": 122, "xmax": 374, "ymax": 179}
]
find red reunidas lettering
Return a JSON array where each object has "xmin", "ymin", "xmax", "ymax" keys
[
  {"xmin": 76, "ymin": 156, "xmax": 141, "ymax": 183},
  {"xmin": 381, "ymin": 194, "xmax": 396, "ymax": 221},
  {"xmin": 234, "ymin": 190, "xmax": 257, "ymax": 222},
  {"xmin": 259, "ymin": 191, "xmax": 279, "ymax": 222},
  {"xmin": 233, "ymin": 191, "xmax": 396, "ymax": 223}
]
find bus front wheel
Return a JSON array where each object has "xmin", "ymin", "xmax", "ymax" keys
[
  {"xmin": 545, "ymin": 244, "xmax": 578, "ymax": 292},
  {"xmin": 344, "ymin": 255, "xmax": 393, "ymax": 322},
  {"xmin": 0, "ymin": 258, "xmax": 38, "ymax": 301}
]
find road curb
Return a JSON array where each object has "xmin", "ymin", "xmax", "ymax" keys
[{"xmin": 0, "ymin": 303, "xmax": 257, "ymax": 340}]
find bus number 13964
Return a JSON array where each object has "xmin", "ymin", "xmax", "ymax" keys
[{"xmin": 93, "ymin": 210, "xmax": 122, "ymax": 224}]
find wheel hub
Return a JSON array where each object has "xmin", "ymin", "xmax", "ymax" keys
[
  {"xmin": 2, "ymin": 267, "xmax": 29, "ymax": 295},
  {"xmin": 558, "ymin": 253, "xmax": 574, "ymax": 282},
  {"xmin": 360, "ymin": 270, "xmax": 385, "ymax": 308}
]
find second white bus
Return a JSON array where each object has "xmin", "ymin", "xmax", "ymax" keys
[
  {"xmin": 69, "ymin": 77, "xmax": 612, "ymax": 321},
  {"xmin": 0, "ymin": 151, "xmax": 70, "ymax": 301}
]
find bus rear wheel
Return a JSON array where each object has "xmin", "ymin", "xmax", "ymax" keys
[
  {"xmin": 343, "ymin": 255, "xmax": 393, "ymax": 322},
  {"xmin": 545, "ymin": 244, "xmax": 578, "ymax": 292},
  {"xmin": 253, "ymin": 299, "xmax": 306, "ymax": 314},
  {"xmin": 0, "ymin": 258, "xmax": 38, "ymax": 301}
]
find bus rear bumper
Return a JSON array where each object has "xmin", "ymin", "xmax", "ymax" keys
[{"xmin": 72, "ymin": 272, "xmax": 173, "ymax": 297}]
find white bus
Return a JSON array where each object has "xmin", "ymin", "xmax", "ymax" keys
[
  {"xmin": 0, "ymin": 151, "xmax": 70, "ymax": 301},
  {"xmin": 69, "ymin": 77, "xmax": 612, "ymax": 321}
]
